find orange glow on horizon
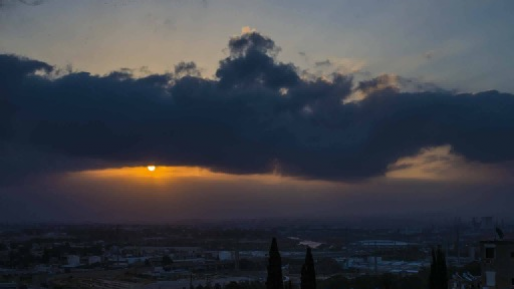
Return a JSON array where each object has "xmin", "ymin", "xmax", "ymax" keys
[
  {"xmin": 69, "ymin": 165, "xmax": 332, "ymax": 186},
  {"xmin": 77, "ymin": 166, "xmax": 212, "ymax": 180}
]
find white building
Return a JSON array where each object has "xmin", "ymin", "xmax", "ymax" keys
[
  {"xmin": 218, "ymin": 251, "xmax": 234, "ymax": 261},
  {"xmin": 67, "ymin": 255, "xmax": 80, "ymax": 267},
  {"xmin": 88, "ymin": 256, "xmax": 102, "ymax": 265}
]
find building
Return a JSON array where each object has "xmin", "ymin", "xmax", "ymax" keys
[
  {"xmin": 67, "ymin": 254, "xmax": 81, "ymax": 267},
  {"xmin": 480, "ymin": 240, "xmax": 514, "ymax": 288},
  {"xmin": 218, "ymin": 251, "xmax": 234, "ymax": 261},
  {"xmin": 449, "ymin": 272, "xmax": 480, "ymax": 289},
  {"xmin": 354, "ymin": 240, "xmax": 415, "ymax": 248},
  {"xmin": 88, "ymin": 255, "xmax": 102, "ymax": 265},
  {"xmin": 481, "ymin": 217, "xmax": 494, "ymax": 231}
]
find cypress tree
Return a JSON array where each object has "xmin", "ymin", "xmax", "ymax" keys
[
  {"xmin": 301, "ymin": 247, "xmax": 316, "ymax": 289},
  {"xmin": 429, "ymin": 246, "xmax": 448, "ymax": 289},
  {"xmin": 266, "ymin": 237, "xmax": 284, "ymax": 289},
  {"xmin": 429, "ymin": 249, "xmax": 437, "ymax": 289},
  {"xmin": 437, "ymin": 247, "xmax": 448, "ymax": 289}
]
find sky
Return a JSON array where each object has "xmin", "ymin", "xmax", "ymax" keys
[{"xmin": 1, "ymin": 0, "xmax": 514, "ymax": 223}]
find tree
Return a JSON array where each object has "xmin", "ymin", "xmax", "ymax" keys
[
  {"xmin": 266, "ymin": 238, "xmax": 284, "ymax": 289},
  {"xmin": 226, "ymin": 282, "xmax": 241, "ymax": 289},
  {"xmin": 301, "ymin": 247, "xmax": 316, "ymax": 289},
  {"xmin": 429, "ymin": 246, "xmax": 448, "ymax": 289},
  {"xmin": 162, "ymin": 255, "xmax": 173, "ymax": 266},
  {"xmin": 41, "ymin": 249, "xmax": 51, "ymax": 264},
  {"xmin": 381, "ymin": 273, "xmax": 394, "ymax": 289}
]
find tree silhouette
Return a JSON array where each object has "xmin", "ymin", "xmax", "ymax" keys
[
  {"xmin": 301, "ymin": 247, "xmax": 316, "ymax": 289},
  {"xmin": 162, "ymin": 255, "xmax": 173, "ymax": 266},
  {"xmin": 381, "ymin": 273, "xmax": 394, "ymax": 289},
  {"xmin": 429, "ymin": 246, "xmax": 448, "ymax": 289},
  {"xmin": 266, "ymin": 237, "xmax": 284, "ymax": 289}
]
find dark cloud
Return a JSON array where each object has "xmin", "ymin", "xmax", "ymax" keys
[
  {"xmin": 0, "ymin": 54, "xmax": 52, "ymax": 143},
  {"xmin": 1, "ymin": 32, "xmax": 514, "ymax": 183},
  {"xmin": 216, "ymin": 32, "xmax": 299, "ymax": 90},
  {"xmin": 356, "ymin": 74, "xmax": 399, "ymax": 94},
  {"xmin": 0, "ymin": 0, "xmax": 44, "ymax": 9},
  {"xmin": 227, "ymin": 32, "xmax": 278, "ymax": 57},
  {"xmin": 17, "ymin": 0, "xmax": 44, "ymax": 6},
  {"xmin": 174, "ymin": 61, "xmax": 201, "ymax": 78},
  {"xmin": 354, "ymin": 74, "xmax": 449, "ymax": 98},
  {"xmin": 0, "ymin": 54, "xmax": 52, "ymax": 90},
  {"xmin": 314, "ymin": 59, "xmax": 332, "ymax": 67},
  {"xmin": 0, "ymin": 99, "xmax": 14, "ymax": 140}
]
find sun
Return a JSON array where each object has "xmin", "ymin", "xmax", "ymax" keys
[{"xmin": 147, "ymin": 165, "xmax": 156, "ymax": 172}]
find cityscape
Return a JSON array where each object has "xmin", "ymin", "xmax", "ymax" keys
[
  {"xmin": 2, "ymin": 1, "xmax": 514, "ymax": 288},
  {"xmin": 0, "ymin": 217, "xmax": 511, "ymax": 288}
]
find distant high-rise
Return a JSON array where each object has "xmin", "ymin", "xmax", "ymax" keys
[
  {"xmin": 481, "ymin": 216, "xmax": 494, "ymax": 231},
  {"xmin": 301, "ymin": 247, "xmax": 316, "ymax": 289},
  {"xmin": 266, "ymin": 238, "xmax": 284, "ymax": 289}
]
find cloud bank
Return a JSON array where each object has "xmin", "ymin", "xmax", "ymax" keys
[{"xmin": 1, "ymin": 31, "xmax": 514, "ymax": 183}]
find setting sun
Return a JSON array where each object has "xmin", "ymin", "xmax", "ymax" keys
[{"xmin": 147, "ymin": 165, "xmax": 156, "ymax": 172}]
